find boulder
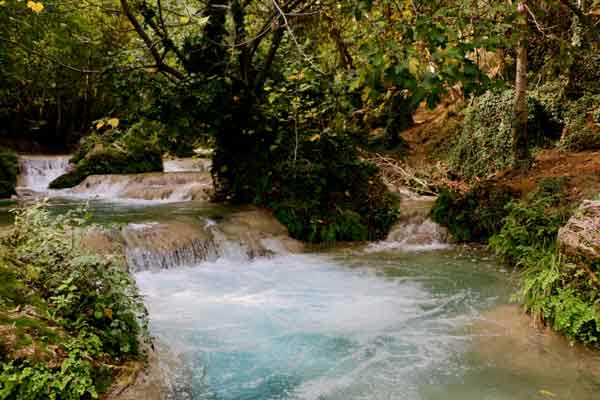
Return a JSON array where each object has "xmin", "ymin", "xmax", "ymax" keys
[{"xmin": 558, "ymin": 200, "xmax": 600, "ymax": 263}]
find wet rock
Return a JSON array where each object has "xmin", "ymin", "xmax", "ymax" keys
[
  {"xmin": 163, "ymin": 158, "xmax": 211, "ymax": 173},
  {"xmin": 68, "ymin": 172, "xmax": 213, "ymax": 202},
  {"xmin": 558, "ymin": 200, "xmax": 600, "ymax": 262}
]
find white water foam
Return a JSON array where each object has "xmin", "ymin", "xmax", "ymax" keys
[
  {"xmin": 135, "ymin": 254, "xmax": 474, "ymax": 400},
  {"xmin": 366, "ymin": 218, "xmax": 450, "ymax": 253},
  {"xmin": 17, "ymin": 155, "xmax": 71, "ymax": 191}
]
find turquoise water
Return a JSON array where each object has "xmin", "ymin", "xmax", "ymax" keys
[
  {"xmin": 135, "ymin": 246, "xmax": 600, "ymax": 400},
  {"xmin": 4, "ymin": 197, "xmax": 600, "ymax": 399}
]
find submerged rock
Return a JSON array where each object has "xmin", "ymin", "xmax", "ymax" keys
[{"xmin": 558, "ymin": 200, "xmax": 600, "ymax": 263}]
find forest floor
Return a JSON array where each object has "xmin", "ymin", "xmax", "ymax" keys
[{"xmin": 393, "ymin": 100, "xmax": 600, "ymax": 201}]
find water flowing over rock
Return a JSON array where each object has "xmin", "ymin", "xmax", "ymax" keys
[
  {"xmin": 367, "ymin": 198, "xmax": 449, "ymax": 252},
  {"xmin": 163, "ymin": 158, "xmax": 211, "ymax": 173},
  {"xmin": 17, "ymin": 155, "xmax": 71, "ymax": 192},
  {"xmin": 84, "ymin": 207, "xmax": 303, "ymax": 272},
  {"xmin": 67, "ymin": 172, "xmax": 213, "ymax": 202},
  {"xmin": 558, "ymin": 200, "xmax": 600, "ymax": 263}
]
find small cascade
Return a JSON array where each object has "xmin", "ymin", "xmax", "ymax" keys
[
  {"xmin": 367, "ymin": 198, "xmax": 449, "ymax": 252},
  {"xmin": 17, "ymin": 155, "xmax": 71, "ymax": 191},
  {"xmin": 122, "ymin": 222, "xmax": 219, "ymax": 272},
  {"xmin": 163, "ymin": 158, "xmax": 211, "ymax": 173},
  {"xmin": 90, "ymin": 208, "xmax": 304, "ymax": 272},
  {"xmin": 67, "ymin": 172, "xmax": 213, "ymax": 203}
]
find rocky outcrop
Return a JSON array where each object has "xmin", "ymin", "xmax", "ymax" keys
[{"xmin": 558, "ymin": 200, "xmax": 600, "ymax": 263}]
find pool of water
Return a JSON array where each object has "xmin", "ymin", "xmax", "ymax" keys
[
  {"xmin": 135, "ymin": 246, "xmax": 600, "ymax": 400},
  {"xmin": 4, "ymin": 196, "xmax": 600, "ymax": 399}
]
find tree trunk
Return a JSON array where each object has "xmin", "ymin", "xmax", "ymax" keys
[{"xmin": 512, "ymin": 1, "xmax": 530, "ymax": 170}]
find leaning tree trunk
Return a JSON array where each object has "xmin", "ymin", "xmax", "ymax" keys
[{"xmin": 512, "ymin": 1, "xmax": 530, "ymax": 170}]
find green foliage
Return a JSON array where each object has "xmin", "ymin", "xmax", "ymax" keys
[
  {"xmin": 0, "ymin": 149, "xmax": 19, "ymax": 199},
  {"xmin": 269, "ymin": 135, "xmax": 398, "ymax": 243},
  {"xmin": 0, "ymin": 201, "xmax": 148, "ymax": 398},
  {"xmin": 49, "ymin": 133, "xmax": 163, "ymax": 189},
  {"xmin": 448, "ymin": 90, "xmax": 558, "ymax": 180},
  {"xmin": 488, "ymin": 179, "xmax": 600, "ymax": 345},
  {"xmin": 431, "ymin": 184, "xmax": 517, "ymax": 242},
  {"xmin": 559, "ymin": 94, "xmax": 600, "ymax": 151},
  {"xmin": 489, "ymin": 177, "xmax": 572, "ymax": 264}
]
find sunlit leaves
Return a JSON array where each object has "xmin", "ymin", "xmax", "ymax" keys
[{"xmin": 26, "ymin": 1, "xmax": 44, "ymax": 13}]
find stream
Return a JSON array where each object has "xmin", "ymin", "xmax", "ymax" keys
[{"xmin": 2, "ymin": 156, "xmax": 600, "ymax": 400}]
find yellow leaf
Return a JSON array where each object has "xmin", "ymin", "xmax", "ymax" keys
[
  {"xmin": 539, "ymin": 390, "xmax": 557, "ymax": 397},
  {"xmin": 179, "ymin": 16, "xmax": 190, "ymax": 24},
  {"xmin": 26, "ymin": 1, "xmax": 44, "ymax": 13},
  {"xmin": 107, "ymin": 118, "xmax": 119, "ymax": 128},
  {"xmin": 96, "ymin": 121, "xmax": 105, "ymax": 129},
  {"xmin": 309, "ymin": 134, "xmax": 321, "ymax": 142}
]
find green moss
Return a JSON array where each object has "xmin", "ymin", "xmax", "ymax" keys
[
  {"xmin": 0, "ymin": 149, "xmax": 19, "ymax": 198},
  {"xmin": 431, "ymin": 184, "xmax": 518, "ymax": 243},
  {"xmin": 50, "ymin": 144, "xmax": 163, "ymax": 189}
]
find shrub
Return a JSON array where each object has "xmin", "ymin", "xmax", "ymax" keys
[
  {"xmin": 559, "ymin": 94, "xmax": 600, "ymax": 152},
  {"xmin": 0, "ymin": 149, "xmax": 19, "ymax": 198},
  {"xmin": 269, "ymin": 135, "xmax": 399, "ymax": 243},
  {"xmin": 431, "ymin": 183, "xmax": 517, "ymax": 242},
  {"xmin": 50, "ymin": 143, "xmax": 163, "ymax": 189},
  {"xmin": 489, "ymin": 178, "xmax": 599, "ymax": 346},
  {"xmin": 0, "ymin": 201, "xmax": 148, "ymax": 398},
  {"xmin": 448, "ymin": 90, "xmax": 558, "ymax": 180},
  {"xmin": 489, "ymin": 177, "xmax": 572, "ymax": 264}
]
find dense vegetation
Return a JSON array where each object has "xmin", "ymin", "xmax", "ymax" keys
[
  {"xmin": 1, "ymin": 0, "xmax": 599, "ymax": 349},
  {"xmin": 0, "ymin": 149, "xmax": 19, "ymax": 199},
  {"xmin": 0, "ymin": 202, "xmax": 148, "ymax": 398}
]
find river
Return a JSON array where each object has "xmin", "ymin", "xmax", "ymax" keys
[{"xmin": 1, "ymin": 156, "xmax": 599, "ymax": 400}]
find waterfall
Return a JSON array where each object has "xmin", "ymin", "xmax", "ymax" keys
[
  {"xmin": 87, "ymin": 210, "xmax": 303, "ymax": 272},
  {"xmin": 163, "ymin": 158, "xmax": 211, "ymax": 173},
  {"xmin": 17, "ymin": 155, "xmax": 71, "ymax": 191},
  {"xmin": 366, "ymin": 198, "xmax": 449, "ymax": 252},
  {"xmin": 67, "ymin": 172, "xmax": 213, "ymax": 203}
]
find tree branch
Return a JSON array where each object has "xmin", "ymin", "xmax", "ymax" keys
[{"xmin": 120, "ymin": 0, "xmax": 184, "ymax": 80}]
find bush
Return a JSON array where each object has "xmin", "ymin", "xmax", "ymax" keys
[
  {"xmin": 0, "ymin": 148, "xmax": 19, "ymax": 198},
  {"xmin": 488, "ymin": 178, "xmax": 599, "ymax": 346},
  {"xmin": 269, "ymin": 135, "xmax": 399, "ymax": 243},
  {"xmin": 489, "ymin": 177, "xmax": 572, "ymax": 264},
  {"xmin": 0, "ymin": 202, "xmax": 148, "ymax": 398},
  {"xmin": 559, "ymin": 94, "xmax": 600, "ymax": 151},
  {"xmin": 431, "ymin": 183, "xmax": 517, "ymax": 242},
  {"xmin": 448, "ymin": 90, "xmax": 558, "ymax": 180},
  {"xmin": 50, "ymin": 143, "xmax": 163, "ymax": 189}
]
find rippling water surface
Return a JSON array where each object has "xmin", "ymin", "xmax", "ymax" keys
[
  {"xmin": 135, "ymin": 247, "xmax": 600, "ymax": 400},
  {"xmin": 3, "ymin": 194, "xmax": 600, "ymax": 400}
]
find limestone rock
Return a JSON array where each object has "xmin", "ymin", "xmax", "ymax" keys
[{"xmin": 558, "ymin": 200, "xmax": 600, "ymax": 262}]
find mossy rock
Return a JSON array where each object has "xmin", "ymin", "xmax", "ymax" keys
[
  {"xmin": 50, "ymin": 145, "xmax": 163, "ymax": 189},
  {"xmin": 431, "ymin": 184, "xmax": 518, "ymax": 243},
  {"xmin": 0, "ymin": 149, "xmax": 19, "ymax": 198}
]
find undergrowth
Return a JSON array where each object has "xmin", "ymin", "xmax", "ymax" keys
[
  {"xmin": 0, "ymin": 149, "xmax": 19, "ymax": 199},
  {"xmin": 0, "ymin": 201, "xmax": 148, "ymax": 398},
  {"xmin": 489, "ymin": 178, "xmax": 600, "ymax": 346}
]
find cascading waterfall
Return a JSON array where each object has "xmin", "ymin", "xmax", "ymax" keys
[
  {"xmin": 367, "ymin": 198, "xmax": 450, "ymax": 252},
  {"xmin": 17, "ymin": 155, "xmax": 71, "ymax": 191},
  {"xmin": 67, "ymin": 172, "xmax": 213, "ymax": 203},
  {"xmin": 163, "ymin": 158, "xmax": 211, "ymax": 173}
]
